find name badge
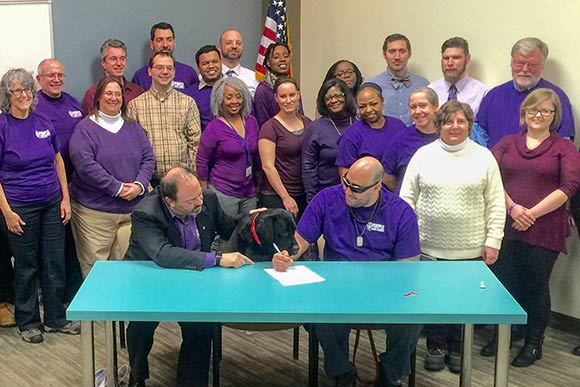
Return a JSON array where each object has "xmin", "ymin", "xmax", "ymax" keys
[{"xmin": 245, "ymin": 166, "xmax": 252, "ymax": 178}]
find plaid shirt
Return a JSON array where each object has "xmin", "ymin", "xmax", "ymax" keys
[{"xmin": 127, "ymin": 87, "xmax": 200, "ymax": 179}]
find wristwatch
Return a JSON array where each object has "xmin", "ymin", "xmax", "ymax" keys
[{"xmin": 215, "ymin": 251, "xmax": 222, "ymax": 267}]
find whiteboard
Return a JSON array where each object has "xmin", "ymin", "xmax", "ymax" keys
[{"xmin": 0, "ymin": 0, "xmax": 54, "ymax": 75}]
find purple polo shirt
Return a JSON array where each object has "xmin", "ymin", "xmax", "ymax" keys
[
  {"xmin": 69, "ymin": 118, "xmax": 155, "ymax": 214},
  {"xmin": 35, "ymin": 91, "xmax": 83, "ymax": 176},
  {"xmin": 297, "ymin": 185, "xmax": 420, "ymax": 261},
  {"xmin": 131, "ymin": 61, "xmax": 198, "ymax": 91},
  {"xmin": 336, "ymin": 117, "xmax": 407, "ymax": 168},
  {"xmin": 182, "ymin": 83, "xmax": 213, "ymax": 131},
  {"xmin": 0, "ymin": 112, "xmax": 61, "ymax": 205},
  {"xmin": 477, "ymin": 78, "xmax": 575, "ymax": 148},
  {"xmin": 382, "ymin": 124, "xmax": 439, "ymax": 193},
  {"xmin": 196, "ymin": 116, "xmax": 259, "ymax": 198}
]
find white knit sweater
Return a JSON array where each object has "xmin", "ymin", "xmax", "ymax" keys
[{"xmin": 399, "ymin": 139, "xmax": 506, "ymax": 259}]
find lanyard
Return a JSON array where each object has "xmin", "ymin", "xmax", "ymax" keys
[{"xmin": 223, "ymin": 116, "xmax": 252, "ymax": 167}]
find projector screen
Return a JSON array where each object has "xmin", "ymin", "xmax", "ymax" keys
[{"xmin": 0, "ymin": 0, "xmax": 53, "ymax": 76}]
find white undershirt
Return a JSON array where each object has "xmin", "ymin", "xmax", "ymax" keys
[{"xmin": 90, "ymin": 111, "xmax": 124, "ymax": 133}]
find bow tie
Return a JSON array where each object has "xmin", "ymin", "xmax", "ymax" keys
[{"xmin": 391, "ymin": 76, "xmax": 411, "ymax": 90}]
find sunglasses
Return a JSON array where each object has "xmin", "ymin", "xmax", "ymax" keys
[{"xmin": 342, "ymin": 174, "xmax": 379, "ymax": 194}]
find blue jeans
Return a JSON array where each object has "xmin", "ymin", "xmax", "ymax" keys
[
  {"xmin": 316, "ymin": 323, "xmax": 421, "ymax": 383},
  {"xmin": 3, "ymin": 196, "xmax": 67, "ymax": 330}
]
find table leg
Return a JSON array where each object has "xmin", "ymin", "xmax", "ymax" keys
[
  {"xmin": 494, "ymin": 324, "xmax": 511, "ymax": 387},
  {"xmin": 105, "ymin": 321, "xmax": 118, "ymax": 386},
  {"xmin": 460, "ymin": 323, "xmax": 473, "ymax": 387},
  {"xmin": 81, "ymin": 321, "xmax": 94, "ymax": 387},
  {"xmin": 308, "ymin": 327, "xmax": 319, "ymax": 387}
]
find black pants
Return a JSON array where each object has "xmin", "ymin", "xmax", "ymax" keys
[
  {"xmin": 489, "ymin": 240, "xmax": 557, "ymax": 343},
  {"xmin": 0, "ymin": 229, "xmax": 14, "ymax": 303},
  {"xmin": 126, "ymin": 321, "xmax": 214, "ymax": 386},
  {"xmin": 258, "ymin": 193, "xmax": 307, "ymax": 222}
]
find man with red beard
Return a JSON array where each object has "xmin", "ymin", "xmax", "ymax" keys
[{"xmin": 428, "ymin": 37, "xmax": 488, "ymax": 115}]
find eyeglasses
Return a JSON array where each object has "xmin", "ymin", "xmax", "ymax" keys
[
  {"xmin": 39, "ymin": 73, "xmax": 65, "ymax": 80},
  {"xmin": 10, "ymin": 88, "xmax": 33, "ymax": 96},
  {"xmin": 335, "ymin": 69, "xmax": 355, "ymax": 78},
  {"xmin": 512, "ymin": 61, "xmax": 541, "ymax": 71},
  {"xmin": 526, "ymin": 108, "xmax": 555, "ymax": 117},
  {"xmin": 324, "ymin": 93, "xmax": 345, "ymax": 103},
  {"xmin": 342, "ymin": 174, "xmax": 379, "ymax": 194},
  {"xmin": 151, "ymin": 65, "xmax": 175, "ymax": 72}
]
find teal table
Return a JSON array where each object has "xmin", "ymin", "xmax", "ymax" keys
[{"xmin": 67, "ymin": 260, "xmax": 526, "ymax": 387}]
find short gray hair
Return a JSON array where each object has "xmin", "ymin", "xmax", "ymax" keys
[
  {"xmin": 511, "ymin": 37, "xmax": 548, "ymax": 62},
  {"xmin": 100, "ymin": 39, "xmax": 127, "ymax": 61},
  {"xmin": 0, "ymin": 68, "xmax": 37, "ymax": 114},
  {"xmin": 210, "ymin": 77, "xmax": 252, "ymax": 118}
]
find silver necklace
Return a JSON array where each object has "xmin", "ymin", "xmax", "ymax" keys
[
  {"xmin": 326, "ymin": 116, "xmax": 352, "ymax": 136},
  {"xmin": 349, "ymin": 191, "xmax": 382, "ymax": 247}
]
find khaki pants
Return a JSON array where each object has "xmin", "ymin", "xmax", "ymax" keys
[{"xmin": 71, "ymin": 200, "xmax": 131, "ymax": 277}]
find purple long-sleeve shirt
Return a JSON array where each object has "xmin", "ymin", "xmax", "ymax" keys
[
  {"xmin": 35, "ymin": 91, "xmax": 83, "ymax": 177},
  {"xmin": 69, "ymin": 118, "xmax": 155, "ymax": 214},
  {"xmin": 492, "ymin": 131, "xmax": 580, "ymax": 253},
  {"xmin": 196, "ymin": 116, "xmax": 259, "ymax": 198},
  {"xmin": 132, "ymin": 61, "xmax": 198, "ymax": 91},
  {"xmin": 302, "ymin": 115, "xmax": 354, "ymax": 202},
  {"xmin": 0, "ymin": 112, "xmax": 61, "ymax": 205}
]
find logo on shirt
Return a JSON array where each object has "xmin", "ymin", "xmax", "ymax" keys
[
  {"xmin": 68, "ymin": 110, "xmax": 82, "ymax": 118},
  {"xmin": 35, "ymin": 129, "xmax": 51, "ymax": 139},
  {"xmin": 172, "ymin": 81, "xmax": 185, "ymax": 89},
  {"xmin": 367, "ymin": 222, "xmax": 385, "ymax": 233}
]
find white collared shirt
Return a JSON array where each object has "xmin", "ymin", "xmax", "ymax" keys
[{"xmin": 221, "ymin": 63, "xmax": 259, "ymax": 97}]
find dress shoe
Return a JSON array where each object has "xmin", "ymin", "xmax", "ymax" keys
[
  {"xmin": 572, "ymin": 345, "xmax": 580, "ymax": 356},
  {"xmin": 512, "ymin": 343, "xmax": 542, "ymax": 367}
]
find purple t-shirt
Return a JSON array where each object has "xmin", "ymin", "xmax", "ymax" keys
[
  {"xmin": 259, "ymin": 115, "xmax": 311, "ymax": 197},
  {"xmin": 477, "ymin": 79, "xmax": 575, "ymax": 149},
  {"xmin": 0, "ymin": 112, "xmax": 61, "ymax": 204},
  {"xmin": 131, "ymin": 61, "xmax": 198, "ymax": 91},
  {"xmin": 298, "ymin": 185, "xmax": 420, "ymax": 261},
  {"xmin": 492, "ymin": 131, "xmax": 580, "ymax": 253},
  {"xmin": 336, "ymin": 117, "xmax": 406, "ymax": 168},
  {"xmin": 196, "ymin": 116, "xmax": 259, "ymax": 198},
  {"xmin": 69, "ymin": 118, "xmax": 155, "ymax": 214},
  {"xmin": 382, "ymin": 124, "xmax": 439, "ymax": 193},
  {"xmin": 182, "ymin": 84, "xmax": 213, "ymax": 131},
  {"xmin": 35, "ymin": 91, "xmax": 83, "ymax": 176}
]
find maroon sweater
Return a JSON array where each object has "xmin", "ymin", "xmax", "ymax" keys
[{"xmin": 492, "ymin": 130, "xmax": 580, "ymax": 253}]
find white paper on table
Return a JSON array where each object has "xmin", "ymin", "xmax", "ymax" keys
[{"xmin": 264, "ymin": 265, "xmax": 326, "ymax": 286}]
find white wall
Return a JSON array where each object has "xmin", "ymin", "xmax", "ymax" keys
[{"xmin": 301, "ymin": 0, "xmax": 580, "ymax": 318}]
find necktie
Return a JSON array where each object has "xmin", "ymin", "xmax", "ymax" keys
[
  {"xmin": 448, "ymin": 84, "xmax": 458, "ymax": 101},
  {"xmin": 390, "ymin": 76, "xmax": 411, "ymax": 90},
  {"xmin": 226, "ymin": 70, "xmax": 236, "ymax": 77}
]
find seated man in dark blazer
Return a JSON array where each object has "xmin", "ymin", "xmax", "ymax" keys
[{"xmin": 124, "ymin": 165, "xmax": 253, "ymax": 387}]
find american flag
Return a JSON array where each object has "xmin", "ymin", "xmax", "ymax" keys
[{"xmin": 255, "ymin": 0, "xmax": 289, "ymax": 82}]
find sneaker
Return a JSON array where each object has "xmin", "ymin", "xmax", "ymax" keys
[
  {"xmin": 44, "ymin": 320, "xmax": 80, "ymax": 335},
  {"xmin": 424, "ymin": 348, "xmax": 446, "ymax": 371},
  {"xmin": 0, "ymin": 303, "xmax": 15, "ymax": 327},
  {"xmin": 17, "ymin": 327, "xmax": 44, "ymax": 343},
  {"xmin": 445, "ymin": 351, "xmax": 462, "ymax": 374}
]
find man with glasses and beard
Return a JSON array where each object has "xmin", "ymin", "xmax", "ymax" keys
[
  {"xmin": 273, "ymin": 156, "xmax": 421, "ymax": 387},
  {"xmin": 471, "ymin": 37, "xmax": 575, "ymax": 148},
  {"xmin": 428, "ymin": 37, "xmax": 488, "ymax": 115}
]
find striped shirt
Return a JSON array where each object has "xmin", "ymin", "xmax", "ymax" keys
[{"xmin": 127, "ymin": 87, "xmax": 201, "ymax": 179}]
